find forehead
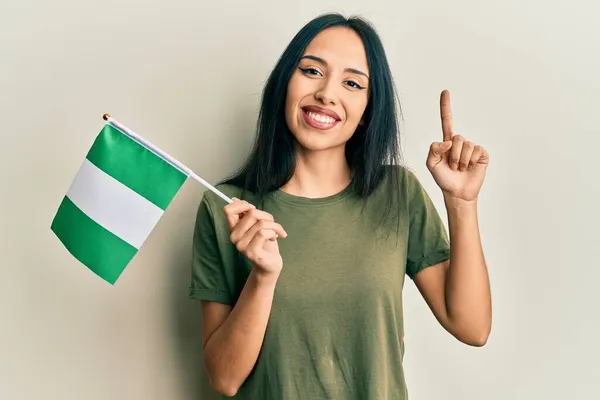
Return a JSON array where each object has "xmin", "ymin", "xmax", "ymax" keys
[{"xmin": 303, "ymin": 27, "xmax": 369, "ymax": 72}]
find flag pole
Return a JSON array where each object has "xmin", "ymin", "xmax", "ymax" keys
[{"xmin": 102, "ymin": 114, "xmax": 233, "ymax": 204}]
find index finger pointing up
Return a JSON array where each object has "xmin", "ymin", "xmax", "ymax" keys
[{"xmin": 440, "ymin": 89, "xmax": 454, "ymax": 141}]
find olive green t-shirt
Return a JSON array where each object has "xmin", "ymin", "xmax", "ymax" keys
[{"xmin": 189, "ymin": 166, "xmax": 451, "ymax": 399}]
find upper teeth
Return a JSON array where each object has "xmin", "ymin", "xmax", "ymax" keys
[{"xmin": 308, "ymin": 111, "xmax": 335, "ymax": 124}]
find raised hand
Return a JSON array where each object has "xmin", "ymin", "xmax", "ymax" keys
[
  {"xmin": 223, "ymin": 198, "xmax": 288, "ymax": 278},
  {"xmin": 426, "ymin": 90, "xmax": 489, "ymax": 202}
]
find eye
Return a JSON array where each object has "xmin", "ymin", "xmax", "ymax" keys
[
  {"xmin": 299, "ymin": 67, "xmax": 322, "ymax": 76},
  {"xmin": 345, "ymin": 80, "xmax": 366, "ymax": 90}
]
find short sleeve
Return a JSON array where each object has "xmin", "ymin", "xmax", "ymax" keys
[
  {"xmin": 404, "ymin": 169, "xmax": 451, "ymax": 279},
  {"xmin": 188, "ymin": 194, "xmax": 232, "ymax": 304}
]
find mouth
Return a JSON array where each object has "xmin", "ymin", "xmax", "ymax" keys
[{"xmin": 301, "ymin": 105, "xmax": 341, "ymax": 130}]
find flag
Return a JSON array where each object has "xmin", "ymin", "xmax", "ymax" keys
[{"xmin": 51, "ymin": 119, "xmax": 189, "ymax": 284}]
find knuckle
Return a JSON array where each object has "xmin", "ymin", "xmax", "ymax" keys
[
  {"xmin": 257, "ymin": 220, "xmax": 268, "ymax": 229},
  {"xmin": 257, "ymin": 229, "xmax": 267, "ymax": 238},
  {"xmin": 249, "ymin": 209, "xmax": 260, "ymax": 219}
]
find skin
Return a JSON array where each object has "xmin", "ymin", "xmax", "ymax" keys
[
  {"xmin": 281, "ymin": 26, "xmax": 369, "ymax": 198},
  {"xmin": 201, "ymin": 26, "xmax": 492, "ymax": 396},
  {"xmin": 417, "ymin": 89, "xmax": 492, "ymax": 347}
]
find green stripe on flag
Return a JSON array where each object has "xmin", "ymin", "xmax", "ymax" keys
[
  {"xmin": 86, "ymin": 124, "xmax": 188, "ymax": 210},
  {"xmin": 51, "ymin": 196, "xmax": 137, "ymax": 284}
]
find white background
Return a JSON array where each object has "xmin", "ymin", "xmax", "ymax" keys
[{"xmin": 1, "ymin": 0, "xmax": 598, "ymax": 398}]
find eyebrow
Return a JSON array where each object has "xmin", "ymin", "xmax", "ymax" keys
[{"xmin": 300, "ymin": 55, "xmax": 369, "ymax": 79}]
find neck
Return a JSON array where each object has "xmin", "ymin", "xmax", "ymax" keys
[{"xmin": 279, "ymin": 147, "xmax": 351, "ymax": 199}]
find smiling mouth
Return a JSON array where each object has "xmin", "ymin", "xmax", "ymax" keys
[{"xmin": 301, "ymin": 109, "xmax": 340, "ymax": 130}]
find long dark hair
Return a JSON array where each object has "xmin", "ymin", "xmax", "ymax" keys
[{"xmin": 220, "ymin": 13, "xmax": 404, "ymax": 220}]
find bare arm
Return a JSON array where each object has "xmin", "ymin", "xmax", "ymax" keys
[
  {"xmin": 202, "ymin": 270, "xmax": 279, "ymax": 396},
  {"xmin": 201, "ymin": 200, "xmax": 287, "ymax": 396},
  {"xmin": 414, "ymin": 195, "xmax": 491, "ymax": 346},
  {"xmin": 417, "ymin": 89, "xmax": 492, "ymax": 346}
]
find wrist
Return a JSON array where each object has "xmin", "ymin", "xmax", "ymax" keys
[
  {"xmin": 249, "ymin": 267, "xmax": 281, "ymax": 287},
  {"xmin": 443, "ymin": 193, "xmax": 479, "ymax": 222},
  {"xmin": 443, "ymin": 192, "xmax": 478, "ymax": 209}
]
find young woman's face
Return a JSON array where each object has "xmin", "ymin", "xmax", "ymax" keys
[{"xmin": 285, "ymin": 26, "xmax": 370, "ymax": 153}]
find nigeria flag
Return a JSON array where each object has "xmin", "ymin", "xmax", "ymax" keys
[{"xmin": 51, "ymin": 118, "xmax": 189, "ymax": 284}]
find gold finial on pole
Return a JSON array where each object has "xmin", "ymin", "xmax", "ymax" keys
[{"xmin": 102, "ymin": 113, "xmax": 111, "ymax": 121}]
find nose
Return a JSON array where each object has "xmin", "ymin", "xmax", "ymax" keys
[{"xmin": 314, "ymin": 77, "xmax": 338, "ymax": 105}]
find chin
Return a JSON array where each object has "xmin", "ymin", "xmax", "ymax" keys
[{"xmin": 291, "ymin": 129, "xmax": 348, "ymax": 153}]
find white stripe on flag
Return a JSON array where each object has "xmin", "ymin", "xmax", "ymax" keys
[{"xmin": 66, "ymin": 159, "xmax": 164, "ymax": 249}]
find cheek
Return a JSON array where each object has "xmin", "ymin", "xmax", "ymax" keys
[
  {"xmin": 285, "ymin": 77, "xmax": 302, "ymax": 119},
  {"xmin": 284, "ymin": 96, "xmax": 297, "ymax": 130},
  {"xmin": 345, "ymin": 98, "xmax": 369, "ymax": 125},
  {"xmin": 286, "ymin": 73, "xmax": 304, "ymax": 101}
]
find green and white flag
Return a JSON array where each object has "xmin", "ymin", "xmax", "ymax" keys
[{"xmin": 51, "ymin": 116, "xmax": 231, "ymax": 284}]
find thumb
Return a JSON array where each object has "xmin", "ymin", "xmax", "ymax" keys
[
  {"xmin": 427, "ymin": 140, "xmax": 453, "ymax": 167},
  {"xmin": 429, "ymin": 140, "xmax": 453, "ymax": 156}
]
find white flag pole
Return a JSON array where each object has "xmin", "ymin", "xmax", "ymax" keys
[{"xmin": 102, "ymin": 114, "xmax": 233, "ymax": 204}]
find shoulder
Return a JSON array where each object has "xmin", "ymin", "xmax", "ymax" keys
[
  {"xmin": 197, "ymin": 183, "xmax": 262, "ymax": 222},
  {"xmin": 196, "ymin": 183, "xmax": 240, "ymax": 219},
  {"xmin": 363, "ymin": 163, "xmax": 424, "ymax": 208},
  {"xmin": 374, "ymin": 164, "xmax": 434, "ymax": 212},
  {"xmin": 378, "ymin": 164, "xmax": 423, "ymax": 193},
  {"xmin": 201, "ymin": 183, "xmax": 244, "ymax": 206}
]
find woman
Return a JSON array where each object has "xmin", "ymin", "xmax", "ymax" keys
[{"xmin": 189, "ymin": 12, "xmax": 491, "ymax": 399}]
